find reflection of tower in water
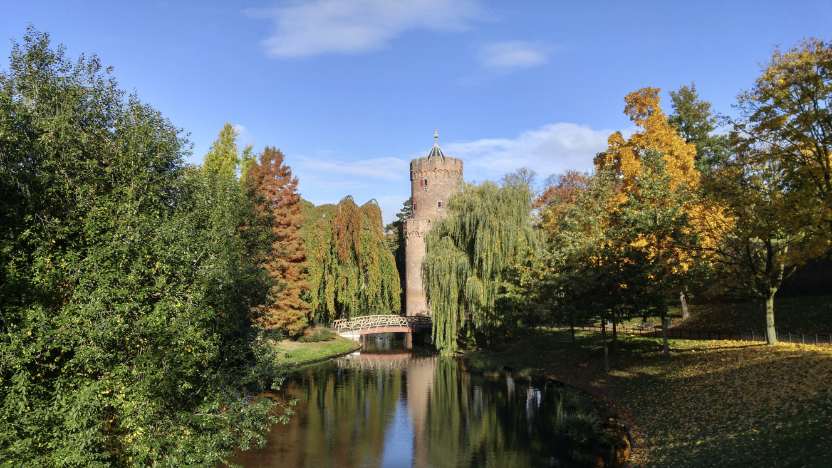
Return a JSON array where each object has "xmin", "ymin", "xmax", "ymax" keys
[{"xmin": 338, "ymin": 337, "xmax": 436, "ymax": 467}]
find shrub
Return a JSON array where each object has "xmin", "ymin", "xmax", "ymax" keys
[
  {"xmin": 553, "ymin": 389, "xmax": 600, "ymax": 443},
  {"xmin": 298, "ymin": 330, "xmax": 335, "ymax": 342}
]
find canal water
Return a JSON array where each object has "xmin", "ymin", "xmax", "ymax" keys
[{"xmin": 231, "ymin": 334, "xmax": 585, "ymax": 467}]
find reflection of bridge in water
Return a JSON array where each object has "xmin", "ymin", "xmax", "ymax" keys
[
  {"xmin": 336, "ymin": 349, "xmax": 435, "ymax": 372},
  {"xmin": 334, "ymin": 315, "xmax": 432, "ymax": 336}
]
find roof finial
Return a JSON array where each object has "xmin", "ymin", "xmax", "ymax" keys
[{"xmin": 434, "ymin": 127, "xmax": 438, "ymax": 143}]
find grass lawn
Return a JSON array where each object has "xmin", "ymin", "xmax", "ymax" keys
[
  {"xmin": 270, "ymin": 334, "xmax": 358, "ymax": 364},
  {"xmin": 464, "ymin": 329, "xmax": 832, "ymax": 467}
]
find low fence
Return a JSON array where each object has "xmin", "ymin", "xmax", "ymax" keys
[{"xmin": 556, "ymin": 324, "xmax": 832, "ymax": 346}]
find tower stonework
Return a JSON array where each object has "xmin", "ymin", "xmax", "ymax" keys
[{"xmin": 404, "ymin": 134, "xmax": 463, "ymax": 316}]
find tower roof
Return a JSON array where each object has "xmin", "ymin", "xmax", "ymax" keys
[{"xmin": 427, "ymin": 127, "xmax": 445, "ymax": 162}]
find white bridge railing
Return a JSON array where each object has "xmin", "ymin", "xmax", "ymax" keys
[{"xmin": 334, "ymin": 315, "xmax": 431, "ymax": 333}]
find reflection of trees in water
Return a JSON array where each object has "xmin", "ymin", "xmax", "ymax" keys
[
  {"xmin": 424, "ymin": 359, "xmax": 573, "ymax": 467},
  {"xmin": 232, "ymin": 357, "xmax": 405, "ymax": 467},
  {"xmin": 232, "ymin": 346, "xmax": 582, "ymax": 467}
]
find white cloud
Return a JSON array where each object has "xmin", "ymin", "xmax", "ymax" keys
[
  {"xmin": 443, "ymin": 123, "xmax": 632, "ymax": 182},
  {"xmin": 232, "ymin": 124, "xmax": 254, "ymax": 145},
  {"xmin": 479, "ymin": 41, "xmax": 549, "ymax": 70},
  {"xmin": 248, "ymin": 0, "xmax": 481, "ymax": 58},
  {"xmin": 294, "ymin": 155, "xmax": 408, "ymax": 181}
]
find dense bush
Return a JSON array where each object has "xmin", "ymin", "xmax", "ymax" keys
[
  {"xmin": 0, "ymin": 28, "xmax": 289, "ymax": 467},
  {"xmin": 298, "ymin": 330, "xmax": 336, "ymax": 343}
]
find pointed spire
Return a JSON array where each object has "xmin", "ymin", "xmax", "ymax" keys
[{"xmin": 427, "ymin": 126, "xmax": 445, "ymax": 162}]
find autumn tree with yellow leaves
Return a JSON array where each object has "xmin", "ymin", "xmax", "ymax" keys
[
  {"xmin": 594, "ymin": 87, "xmax": 700, "ymax": 193},
  {"xmin": 593, "ymin": 88, "xmax": 710, "ymax": 318},
  {"xmin": 699, "ymin": 38, "xmax": 832, "ymax": 343},
  {"xmin": 702, "ymin": 147, "xmax": 826, "ymax": 344},
  {"xmin": 730, "ymin": 38, "xmax": 832, "ymax": 238}
]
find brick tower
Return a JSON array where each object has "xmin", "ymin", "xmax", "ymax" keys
[{"xmin": 404, "ymin": 129, "xmax": 463, "ymax": 316}]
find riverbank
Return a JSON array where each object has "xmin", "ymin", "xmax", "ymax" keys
[
  {"xmin": 461, "ymin": 329, "xmax": 832, "ymax": 467},
  {"xmin": 271, "ymin": 334, "xmax": 359, "ymax": 365}
]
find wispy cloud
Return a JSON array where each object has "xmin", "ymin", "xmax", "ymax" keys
[
  {"xmin": 291, "ymin": 154, "xmax": 411, "ymax": 224},
  {"xmin": 294, "ymin": 155, "xmax": 408, "ymax": 181},
  {"xmin": 478, "ymin": 41, "xmax": 549, "ymax": 70},
  {"xmin": 232, "ymin": 124, "xmax": 254, "ymax": 146},
  {"xmin": 444, "ymin": 123, "xmax": 631, "ymax": 181},
  {"xmin": 248, "ymin": 0, "xmax": 481, "ymax": 58}
]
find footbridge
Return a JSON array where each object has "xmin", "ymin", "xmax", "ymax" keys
[{"xmin": 334, "ymin": 315, "xmax": 431, "ymax": 336}]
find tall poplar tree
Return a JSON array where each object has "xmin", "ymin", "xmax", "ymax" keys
[
  {"xmin": 384, "ymin": 197, "xmax": 412, "ymax": 307},
  {"xmin": 245, "ymin": 147, "xmax": 310, "ymax": 336}
]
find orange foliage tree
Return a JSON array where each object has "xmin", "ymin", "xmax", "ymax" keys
[
  {"xmin": 536, "ymin": 171, "xmax": 591, "ymax": 235},
  {"xmin": 245, "ymin": 147, "xmax": 310, "ymax": 336}
]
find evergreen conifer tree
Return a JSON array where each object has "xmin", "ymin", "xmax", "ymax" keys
[{"xmin": 202, "ymin": 122, "xmax": 254, "ymax": 181}]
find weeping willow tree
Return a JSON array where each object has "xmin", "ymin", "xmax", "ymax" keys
[
  {"xmin": 423, "ymin": 181, "xmax": 538, "ymax": 355},
  {"xmin": 302, "ymin": 196, "xmax": 401, "ymax": 322}
]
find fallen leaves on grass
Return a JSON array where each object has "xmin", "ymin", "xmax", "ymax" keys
[{"xmin": 626, "ymin": 341, "xmax": 832, "ymax": 467}]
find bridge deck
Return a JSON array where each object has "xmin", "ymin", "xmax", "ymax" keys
[{"xmin": 334, "ymin": 315, "xmax": 431, "ymax": 334}]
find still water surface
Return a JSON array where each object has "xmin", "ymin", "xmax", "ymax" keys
[{"xmin": 232, "ymin": 334, "xmax": 581, "ymax": 467}]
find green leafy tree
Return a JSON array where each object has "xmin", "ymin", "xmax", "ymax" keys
[
  {"xmin": 539, "ymin": 150, "xmax": 701, "ymax": 352},
  {"xmin": 384, "ymin": 197, "xmax": 412, "ymax": 310},
  {"xmin": 533, "ymin": 171, "xmax": 614, "ymax": 341},
  {"xmin": 667, "ymin": 82, "xmax": 731, "ymax": 176},
  {"xmin": 423, "ymin": 182, "xmax": 538, "ymax": 355},
  {"xmin": 0, "ymin": 28, "xmax": 290, "ymax": 466},
  {"xmin": 609, "ymin": 149, "xmax": 702, "ymax": 323}
]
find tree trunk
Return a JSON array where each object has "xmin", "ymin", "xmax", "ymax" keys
[
  {"xmin": 765, "ymin": 293, "xmax": 777, "ymax": 344},
  {"xmin": 680, "ymin": 292, "xmax": 689, "ymax": 319},
  {"xmin": 570, "ymin": 320, "xmax": 575, "ymax": 343},
  {"xmin": 611, "ymin": 310, "xmax": 618, "ymax": 353},
  {"xmin": 662, "ymin": 315, "xmax": 669, "ymax": 359},
  {"xmin": 602, "ymin": 316, "xmax": 609, "ymax": 373}
]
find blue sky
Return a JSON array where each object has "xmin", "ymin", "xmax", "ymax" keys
[{"xmin": 4, "ymin": 1, "xmax": 831, "ymax": 223}]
